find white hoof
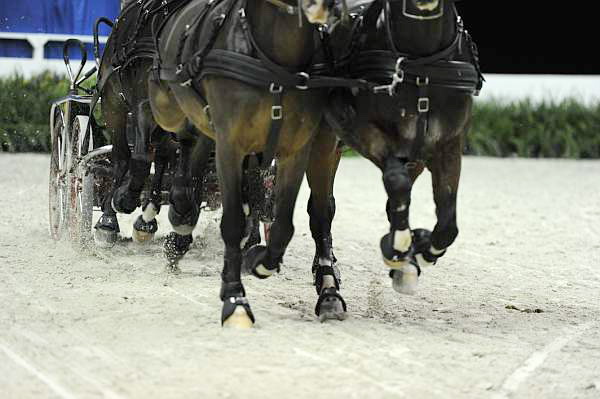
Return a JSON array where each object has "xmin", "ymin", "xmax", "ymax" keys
[
  {"xmin": 132, "ymin": 228, "xmax": 154, "ymax": 244},
  {"xmin": 222, "ymin": 306, "xmax": 254, "ymax": 329},
  {"xmin": 391, "ymin": 264, "xmax": 419, "ymax": 295}
]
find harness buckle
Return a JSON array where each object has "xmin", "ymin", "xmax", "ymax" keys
[
  {"xmin": 418, "ymin": 97, "xmax": 430, "ymax": 113},
  {"xmin": 269, "ymin": 83, "xmax": 283, "ymax": 94},
  {"xmin": 296, "ymin": 72, "xmax": 310, "ymax": 90},
  {"xmin": 416, "ymin": 76, "xmax": 429, "ymax": 86},
  {"xmin": 271, "ymin": 105, "xmax": 283, "ymax": 120}
]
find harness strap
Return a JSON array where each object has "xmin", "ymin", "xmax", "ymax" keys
[
  {"xmin": 412, "ymin": 79, "xmax": 429, "ymax": 160},
  {"xmin": 262, "ymin": 84, "xmax": 284, "ymax": 168}
]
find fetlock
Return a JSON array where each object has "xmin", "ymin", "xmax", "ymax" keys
[
  {"xmin": 413, "ymin": 228, "xmax": 446, "ymax": 266},
  {"xmin": 168, "ymin": 179, "xmax": 200, "ymax": 229}
]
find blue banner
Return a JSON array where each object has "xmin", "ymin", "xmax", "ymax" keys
[{"xmin": 1, "ymin": 0, "xmax": 119, "ymax": 57}]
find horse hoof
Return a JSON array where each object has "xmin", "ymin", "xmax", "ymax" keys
[
  {"xmin": 93, "ymin": 228, "xmax": 117, "ymax": 248},
  {"xmin": 222, "ymin": 297, "xmax": 255, "ymax": 329},
  {"xmin": 390, "ymin": 264, "xmax": 420, "ymax": 295},
  {"xmin": 222, "ymin": 306, "xmax": 255, "ymax": 329},
  {"xmin": 242, "ymin": 245, "xmax": 278, "ymax": 279},
  {"xmin": 132, "ymin": 216, "xmax": 157, "ymax": 243},
  {"xmin": 316, "ymin": 288, "xmax": 347, "ymax": 321},
  {"xmin": 132, "ymin": 228, "xmax": 154, "ymax": 243}
]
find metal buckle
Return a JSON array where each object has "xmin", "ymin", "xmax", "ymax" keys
[
  {"xmin": 296, "ymin": 72, "xmax": 310, "ymax": 90},
  {"xmin": 418, "ymin": 97, "xmax": 430, "ymax": 113},
  {"xmin": 416, "ymin": 76, "xmax": 429, "ymax": 86},
  {"xmin": 269, "ymin": 83, "xmax": 283, "ymax": 94},
  {"xmin": 271, "ymin": 105, "xmax": 283, "ymax": 120}
]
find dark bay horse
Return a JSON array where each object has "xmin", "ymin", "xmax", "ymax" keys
[
  {"xmin": 322, "ymin": 0, "xmax": 483, "ymax": 294},
  {"xmin": 149, "ymin": 0, "xmax": 342, "ymax": 327},
  {"xmin": 93, "ymin": 0, "xmax": 215, "ymax": 266}
]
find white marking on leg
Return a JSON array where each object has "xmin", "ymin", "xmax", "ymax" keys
[
  {"xmin": 494, "ymin": 322, "xmax": 594, "ymax": 399},
  {"xmin": 0, "ymin": 342, "xmax": 77, "ymax": 399},
  {"xmin": 321, "ymin": 275, "xmax": 336, "ymax": 290},
  {"xmin": 393, "ymin": 229, "xmax": 412, "ymax": 252},
  {"xmin": 318, "ymin": 257, "xmax": 332, "ymax": 266},
  {"xmin": 430, "ymin": 245, "xmax": 445, "ymax": 256},
  {"xmin": 142, "ymin": 202, "xmax": 158, "ymax": 223},
  {"xmin": 415, "ymin": 254, "xmax": 434, "ymax": 268},
  {"xmin": 242, "ymin": 203, "xmax": 250, "ymax": 216}
]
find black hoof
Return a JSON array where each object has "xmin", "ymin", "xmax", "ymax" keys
[
  {"xmin": 380, "ymin": 232, "xmax": 411, "ymax": 268},
  {"xmin": 164, "ymin": 232, "xmax": 193, "ymax": 270},
  {"xmin": 94, "ymin": 214, "xmax": 119, "ymax": 248},
  {"xmin": 315, "ymin": 287, "xmax": 347, "ymax": 321},
  {"xmin": 242, "ymin": 245, "xmax": 279, "ymax": 279}
]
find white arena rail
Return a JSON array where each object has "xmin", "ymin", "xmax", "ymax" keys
[{"xmin": 0, "ymin": 32, "xmax": 108, "ymax": 77}]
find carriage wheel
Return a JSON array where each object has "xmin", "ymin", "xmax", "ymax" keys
[
  {"xmin": 68, "ymin": 116, "xmax": 94, "ymax": 248},
  {"xmin": 49, "ymin": 111, "xmax": 68, "ymax": 240}
]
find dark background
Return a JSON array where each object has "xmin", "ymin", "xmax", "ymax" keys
[{"xmin": 455, "ymin": 3, "xmax": 596, "ymax": 74}]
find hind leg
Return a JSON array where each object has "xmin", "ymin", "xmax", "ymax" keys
[
  {"xmin": 414, "ymin": 137, "xmax": 462, "ymax": 269},
  {"xmin": 306, "ymin": 126, "xmax": 346, "ymax": 320},
  {"xmin": 112, "ymin": 101, "xmax": 153, "ymax": 215},
  {"xmin": 132, "ymin": 129, "xmax": 172, "ymax": 244},
  {"xmin": 94, "ymin": 93, "xmax": 129, "ymax": 247},
  {"xmin": 165, "ymin": 129, "xmax": 214, "ymax": 271},
  {"xmin": 243, "ymin": 142, "xmax": 312, "ymax": 278}
]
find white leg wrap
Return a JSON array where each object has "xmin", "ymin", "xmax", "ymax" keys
[
  {"xmin": 393, "ymin": 229, "xmax": 412, "ymax": 253},
  {"xmin": 318, "ymin": 257, "xmax": 332, "ymax": 266},
  {"xmin": 142, "ymin": 203, "xmax": 158, "ymax": 223}
]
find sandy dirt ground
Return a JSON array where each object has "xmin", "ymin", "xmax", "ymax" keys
[{"xmin": 0, "ymin": 154, "xmax": 599, "ymax": 399}]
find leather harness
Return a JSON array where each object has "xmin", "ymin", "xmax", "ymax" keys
[
  {"xmin": 97, "ymin": 0, "xmax": 484, "ymax": 165},
  {"xmin": 333, "ymin": 0, "xmax": 484, "ymax": 160}
]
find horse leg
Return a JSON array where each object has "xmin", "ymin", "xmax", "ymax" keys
[
  {"xmin": 132, "ymin": 127, "xmax": 170, "ymax": 244},
  {"xmin": 94, "ymin": 99, "xmax": 128, "ymax": 248},
  {"xmin": 112, "ymin": 99, "xmax": 155, "ymax": 216},
  {"xmin": 415, "ymin": 137, "xmax": 462, "ymax": 269},
  {"xmin": 243, "ymin": 144, "xmax": 311, "ymax": 279},
  {"xmin": 379, "ymin": 156, "xmax": 420, "ymax": 295},
  {"xmin": 165, "ymin": 130, "xmax": 214, "ymax": 272},
  {"xmin": 216, "ymin": 142, "xmax": 254, "ymax": 328},
  {"xmin": 306, "ymin": 127, "xmax": 346, "ymax": 320}
]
